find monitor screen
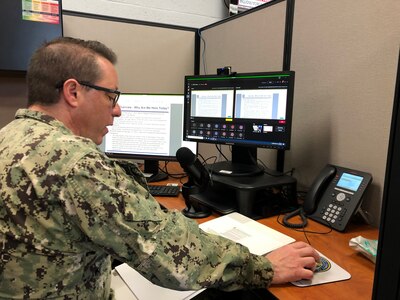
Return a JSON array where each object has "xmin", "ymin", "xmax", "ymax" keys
[
  {"xmin": 183, "ymin": 71, "xmax": 295, "ymax": 176},
  {"xmin": 102, "ymin": 93, "xmax": 197, "ymax": 182}
]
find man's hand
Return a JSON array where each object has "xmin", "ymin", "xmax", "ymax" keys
[{"xmin": 265, "ymin": 241, "xmax": 320, "ymax": 284}]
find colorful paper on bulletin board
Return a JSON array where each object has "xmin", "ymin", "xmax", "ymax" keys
[{"xmin": 22, "ymin": 0, "xmax": 60, "ymax": 24}]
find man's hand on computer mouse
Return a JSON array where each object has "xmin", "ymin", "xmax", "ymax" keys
[{"xmin": 265, "ymin": 241, "xmax": 320, "ymax": 284}]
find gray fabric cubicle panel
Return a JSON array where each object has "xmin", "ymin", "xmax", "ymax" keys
[
  {"xmin": 196, "ymin": 0, "xmax": 288, "ymax": 164},
  {"xmin": 63, "ymin": 14, "xmax": 196, "ymax": 94},
  {"xmin": 289, "ymin": 0, "xmax": 400, "ymax": 226},
  {"xmin": 198, "ymin": 1, "xmax": 286, "ymax": 75}
]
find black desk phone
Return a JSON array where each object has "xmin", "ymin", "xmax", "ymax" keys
[{"xmin": 284, "ymin": 164, "xmax": 372, "ymax": 231}]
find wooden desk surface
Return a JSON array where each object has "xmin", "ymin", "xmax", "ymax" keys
[{"xmin": 153, "ymin": 163, "xmax": 378, "ymax": 300}]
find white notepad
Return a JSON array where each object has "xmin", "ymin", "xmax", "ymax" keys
[
  {"xmin": 199, "ymin": 212, "xmax": 295, "ymax": 255},
  {"xmin": 115, "ymin": 263, "xmax": 204, "ymax": 300}
]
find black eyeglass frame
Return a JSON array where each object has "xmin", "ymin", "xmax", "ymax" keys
[
  {"xmin": 77, "ymin": 81, "xmax": 121, "ymax": 107},
  {"xmin": 56, "ymin": 80, "xmax": 121, "ymax": 107}
]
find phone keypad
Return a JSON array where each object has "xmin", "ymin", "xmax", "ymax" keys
[{"xmin": 320, "ymin": 200, "xmax": 348, "ymax": 224}]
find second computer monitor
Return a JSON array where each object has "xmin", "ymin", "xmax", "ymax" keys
[{"xmin": 103, "ymin": 93, "xmax": 197, "ymax": 182}]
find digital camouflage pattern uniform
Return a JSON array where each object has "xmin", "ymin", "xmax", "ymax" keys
[{"xmin": 0, "ymin": 109, "xmax": 274, "ymax": 299}]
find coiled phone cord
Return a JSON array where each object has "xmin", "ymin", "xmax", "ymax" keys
[{"xmin": 282, "ymin": 207, "xmax": 308, "ymax": 229}]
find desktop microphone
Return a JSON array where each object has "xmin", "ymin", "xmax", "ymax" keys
[
  {"xmin": 176, "ymin": 147, "xmax": 212, "ymax": 218},
  {"xmin": 176, "ymin": 147, "xmax": 210, "ymax": 189}
]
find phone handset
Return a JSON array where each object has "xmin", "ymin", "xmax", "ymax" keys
[
  {"xmin": 303, "ymin": 165, "xmax": 336, "ymax": 214},
  {"xmin": 283, "ymin": 165, "xmax": 336, "ymax": 228}
]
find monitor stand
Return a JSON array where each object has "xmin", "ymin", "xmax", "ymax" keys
[
  {"xmin": 190, "ymin": 145, "xmax": 295, "ymax": 219},
  {"xmin": 143, "ymin": 160, "xmax": 168, "ymax": 183},
  {"xmin": 208, "ymin": 161, "xmax": 264, "ymax": 177},
  {"xmin": 208, "ymin": 145, "xmax": 264, "ymax": 177},
  {"xmin": 189, "ymin": 171, "xmax": 297, "ymax": 219}
]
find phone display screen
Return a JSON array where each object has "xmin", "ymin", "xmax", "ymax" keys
[{"xmin": 337, "ymin": 172, "xmax": 363, "ymax": 192}]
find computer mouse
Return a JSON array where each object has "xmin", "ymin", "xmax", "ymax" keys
[{"xmin": 314, "ymin": 256, "xmax": 331, "ymax": 273}]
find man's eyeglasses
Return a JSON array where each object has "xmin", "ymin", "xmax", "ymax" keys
[
  {"xmin": 56, "ymin": 80, "xmax": 121, "ymax": 107},
  {"xmin": 77, "ymin": 81, "xmax": 120, "ymax": 107}
]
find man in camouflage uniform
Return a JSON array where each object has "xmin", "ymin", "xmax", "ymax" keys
[{"xmin": 0, "ymin": 37, "xmax": 319, "ymax": 299}]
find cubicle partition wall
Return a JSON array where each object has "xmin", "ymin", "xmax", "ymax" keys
[
  {"xmin": 198, "ymin": 0, "xmax": 288, "ymax": 75},
  {"xmin": 198, "ymin": 0, "xmax": 400, "ymax": 225},
  {"xmin": 63, "ymin": 11, "xmax": 197, "ymax": 94},
  {"xmin": 196, "ymin": 0, "xmax": 291, "ymax": 170},
  {"xmin": 289, "ymin": 0, "xmax": 400, "ymax": 225}
]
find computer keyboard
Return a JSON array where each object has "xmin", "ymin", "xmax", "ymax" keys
[{"xmin": 148, "ymin": 185, "xmax": 180, "ymax": 197}]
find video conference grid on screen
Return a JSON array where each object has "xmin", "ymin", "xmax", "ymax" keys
[{"xmin": 184, "ymin": 72, "xmax": 294, "ymax": 150}]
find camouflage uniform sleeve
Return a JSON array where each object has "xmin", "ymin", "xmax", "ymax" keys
[{"xmin": 63, "ymin": 152, "xmax": 274, "ymax": 291}]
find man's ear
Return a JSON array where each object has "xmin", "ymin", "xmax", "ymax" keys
[{"xmin": 62, "ymin": 79, "xmax": 80, "ymax": 108}]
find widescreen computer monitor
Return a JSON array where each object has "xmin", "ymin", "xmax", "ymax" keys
[
  {"xmin": 183, "ymin": 71, "xmax": 295, "ymax": 176},
  {"xmin": 102, "ymin": 93, "xmax": 197, "ymax": 182}
]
